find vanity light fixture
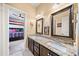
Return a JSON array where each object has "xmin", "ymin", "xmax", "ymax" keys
[
  {"xmin": 35, "ymin": 12, "xmax": 44, "ymax": 19},
  {"xmin": 35, "ymin": 14, "xmax": 44, "ymax": 19}
]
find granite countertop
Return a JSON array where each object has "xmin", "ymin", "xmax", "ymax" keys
[{"xmin": 28, "ymin": 35, "xmax": 76, "ymax": 56}]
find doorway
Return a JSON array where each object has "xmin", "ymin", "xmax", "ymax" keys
[{"xmin": 8, "ymin": 5, "xmax": 33, "ymax": 56}]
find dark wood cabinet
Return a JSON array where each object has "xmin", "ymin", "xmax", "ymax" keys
[
  {"xmin": 40, "ymin": 45, "xmax": 59, "ymax": 56},
  {"xmin": 48, "ymin": 51, "xmax": 59, "ymax": 56},
  {"xmin": 33, "ymin": 51, "xmax": 38, "ymax": 56},
  {"xmin": 34, "ymin": 41, "xmax": 40, "ymax": 48},
  {"xmin": 33, "ymin": 41, "xmax": 40, "ymax": 56},
  {"xmin": 28, "ymin": 38, "xmax": 33, "ymax": 53},
  {"xmin": 40, "ymin": 45, "xmax": 49, "ymax": 56},
  {"xmin": 28, "ymin": 37, "xmax": 59, "ymax": 56}
]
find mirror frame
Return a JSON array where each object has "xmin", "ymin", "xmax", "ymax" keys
[
  {"xmin": 51, "ymin": 5, "xmax": 73, "ymax": 38},
  {"xmin": 44, "ymin": 26, "xmax": 49, "ymax": 35},
  {"xmin": 36, "ymin": 18, "xmax": 43, "ymax": 34}
]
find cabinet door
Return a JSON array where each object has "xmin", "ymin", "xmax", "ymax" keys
[
  {"xmin": 40, "ymin": 45, "xmax": 59, "ymax": 56},
  {"xmin": 28, "ymin": 38, "xmax": 33, "ymax": 53},
  {"xmin": 49, "ymin": 51, "xmax": 59, "ymax": 56},
  {"xmin": 33, "ymin": 41, "xmax": 40, "ymax": 56},
  {"xmin": 40, "ymin": 45, "xmax": 49, "ymax": 56}
]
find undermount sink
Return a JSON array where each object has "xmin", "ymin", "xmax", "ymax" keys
[{"xmin": 46, "ymin": 41, "xmax": 67, "ymax": 53}]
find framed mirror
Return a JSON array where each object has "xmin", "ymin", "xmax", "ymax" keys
[
  {"xmin": 36, "ymin": 18, "xmax": 43, "ymax": 34},
  {"xmin": 51, "ymin": 5, "xmax": 73, "ymax": 38}
]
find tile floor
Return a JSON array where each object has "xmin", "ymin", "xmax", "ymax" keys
[{"xmin": 9, "ymin": 40, "xmax": 33, "ymax": 56}]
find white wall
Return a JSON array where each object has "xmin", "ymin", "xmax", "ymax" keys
[
  {"xmin": 0, "ymin": 3, "xmax": 3, "ymax": 56},
  {"xmin": 0, "ymin": 4, "xmax": 9, "ymax": 56}
]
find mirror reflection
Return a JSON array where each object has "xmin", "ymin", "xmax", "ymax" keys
[
  {"xmin": 52, "ymin": 6, "xmax": 73, "ymax": 38},
  {"xmin": 53, "ymin": 9, "xmax": 70, "ymax": 36}
]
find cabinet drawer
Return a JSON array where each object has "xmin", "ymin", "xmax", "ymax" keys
[
  {"xmin": 34, "ymin": 46, "xmax": 39, "ymax": 54},
  {"xmin": 28, "ymin": 38, "xmax": 33, "ymax": 53},
  {"xmin": 40, "ymin": 45, "xmax": 59, "ymax": 56},
  {"xmin": 40, "ymin": 45, "xmax": 49, "ymax": 56},
  {"xmin": 49, "ymin": 51, "xmax": 59, "ymax": 56},
  {"xmin": 34, "ymin": 51, "xmax": 39, "ymax": 56},
  {"xmin": 34, "ymin": 41, "xmax": 39, "ymax": 48}
]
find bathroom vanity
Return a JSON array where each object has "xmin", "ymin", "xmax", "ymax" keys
[
  {"xmin": 28, "ymin": 35, "xmax": 75, "ymax": 56},
  {"xmin": 28, "ymin": 36, "xmax": 59, "ymax": 56}
]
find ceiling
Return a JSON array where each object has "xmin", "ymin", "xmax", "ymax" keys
[{"xmin": 31, "ymin": 3, "xmax": 57, "ymax": 8}]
